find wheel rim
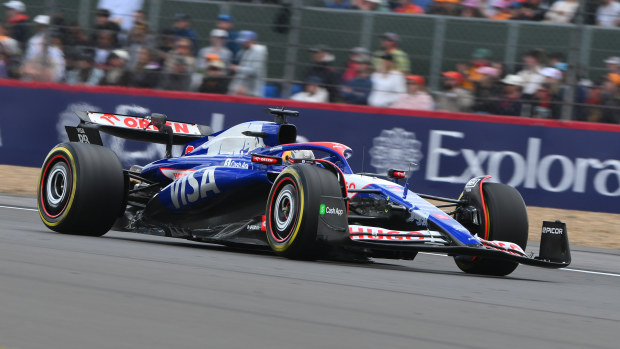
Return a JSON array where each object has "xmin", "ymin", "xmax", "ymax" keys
[
  {"xmin": 40, "ymin": 156, "xmax": 72, "ymax": 218},
  {"xmin": 270, "ymin": 182, "xmax": 298, "ymax": 242}
]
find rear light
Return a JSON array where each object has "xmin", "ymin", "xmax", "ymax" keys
[
  {"xmin": 251, "ymin": 154, "xmax": 283, "ymax": 165},
  {"xmin": 387, "ymin": 169, "xmax": 406, "ymax": 179}
]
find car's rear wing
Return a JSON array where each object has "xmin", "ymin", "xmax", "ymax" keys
[{"xmin": 67, "ymin": 111, "xmax": 212, "ymax": 158}]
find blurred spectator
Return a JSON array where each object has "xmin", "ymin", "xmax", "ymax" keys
[
  {"xmin": 596, "ymin": 0, "xmax": 620, "ymax": 27},
  {"xmin": 133, "ymin": 10, "xmax": 148, "ymax": 27},
  {"xmin": 3, "ymin": 1, "xmax": 28, "ymax": 46},
  {"xmin": 368, "ymin": 53, "xmax": 406, "ymax": 107},
  {"xmin": 342, "ymin": 46, "xmax": 371, "ymax": 82},
  {"xmin": 93, "ymin": 31, "xmax": 116, "ymax": 65},
  {"xmin": 599, "ymin": 78, "xmax": 620, "ymax": 123},
  {"xmin": 0, "ymin": 44, "xmax": 8, "ymax": 78},
  {"xmin": 354, "ymin": 0, "xmax": 391, "ymax": 11},
  {"xmin": 604, "ymin": 56, "xmax": 620, "ymax": 85},
  {"xmin": 167, "ymin": 14, "xmax": 198, "ymax": 54},
  {"xmin": 513, "ymin": 0, "xmax": 546, "ymax": 21},
  {"xmin": 92, "ymin": 9, "xmax": 121, "ymax": 47},
  {"xmin": 216, "ymin": 15, "xmax": 239, "ymax": 59},
  {"xmin": 130, "ymin": 46, "xmax": 161, "ymax": 88},
  {"xmin": 340, "ymin": 58, "xmax": 372, "ymax": 105},
  {"xmin": 458, "ymin": 47, "xmax": 492, "ymax": 90},
  {"xmin": 65, "ymin": 49, "xmax": 103, "ymax": 85},
  {"xmin": 291, "ymin": 76, "xmax": 329, "ymax": 102},
  {"xmin": 548, "ymin": 51, "xmax": 568, "ymax": 72},
  {"xmin": 472, "ymin": 66, "xmax": 501, "ymax": 113},
  {"xmin": 126, "ymin": 21, "xmax": 153, "ymax": 69},
  {"xmin": 435, "ymin": 71, "xmax": 474, "ymax": 112},
  {"xmin": 198, "ymin": 59, "xmax": 229, "ymax": 94},
  {"xmin": 544, "ymin": 0, "xmax": 578, "ymax": 24},
  {"xmin": 25, "ymin": 15, "xmax": 50, "ymax": 60},
  {"xmin": 530, "ymin": 67, "xmax": 563, "ymax": 118},
  {"xmin": 325, "ymin": 0, "xmax": 354, "ymax": 9},
  {"xmin": 229, "ymin": 30, "xmax": 268, "ymax": 97},
  {"xmin": 197, "ymin": 29, "xmax": 233, "ymax": 70},
  {"xmin": 429, "ymin": 0, "xmax": 461, "ymax": 16},
  {"xmin": 373, "ymin": 32, "xmax": 410, "ymax": 73},
  {"xmin": 64, "ymin": 23, "xmax": 90, "ymax": 49},
  {"xmin": 163, "ymin": 37, "xmax": 195, "ymax": 73},
  {"xmin": 20, "ymin": 29, "xmax": 65, "ymax": 83},
  {"xmin": 461, "ymin": 0, "xmax": 484, "ymax": 18},
  {"xmin": 393, "ymin": 0, "xmax": 424, "ymax": 13},
  {"xmin": 0, "ymin": 22, "xmax": 20, "ymax": 56},
  {"xmin": 494, "ymin": 74, "xmax": 524, "ymax": 116},
  {"xmin": 100, "ymin": 49, "xmax": 131, "ymax": 86},
  {"xmin": 392, "ymin": 75, "xmax": 434, "ymax": 110},
  {"xmin": 304, "ymin": 45, "xmax": 340, "ymax": 102},
  {"xmin": 160, "ymin": 55, "xmax": 193, "ymax": 91},
  {"xmin": 488, "ymin": 0, "xmax": 513, "ymax": 20},
  {"xmin": 517, "ymin": 49, "xmax": 545, "ymax": 97}
]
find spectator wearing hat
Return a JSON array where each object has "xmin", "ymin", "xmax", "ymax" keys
[
  {"xmin": 373, "ymin": 32, "xmax": 410, "ymax": 73},
  {"xmin": 20, "ymin": 27, "xmax": 65, "ymax": 83},
  {"xmin": 216, "ymin": 14, "xmax": 239, "ymax": 59},
  {"xmin": 24, "ymin": 15, "xmax": 50, "ymax": 60},
  {"xmin": 340, "ymin": 58, "xmax": 373, "ymax": 105},
  {"xmin": 517, "ymin": 49, "xmax": 545, "ymax": 98},
  {"xmin": 493, "ymin": 74, "xmax": 524, "ymax": 116},
  {"xmin": 291, "ymin": 76, "xmax": 329, "ymax": 103},
  {"xmin": 596, "ymin": 0, "xmax": 620, "ymax": 27},
  {"xmin": 472, "ymin": 66, "xmax": 502, "ymax": 113},
  {"xmin": 304, "ymin": 45, "xmax": 340, "ymax": 102},
  {"xmin": 198, "ymin": 59, "xmax": 230, "ymax": 94},
  {"xmin": 604, "ymin": 56, "xmax": 620, "ymax": 86},
  {"xmin": 342, "ymin": 46, "xmax": 371, "ymax": 82},
  {"xmin": 368, "ymin": 53, "xmax": 406, "ymax": 107},
  {"xmin": 167, "ymin": 14, "xmax": 198, "ymax": 55},
  {"xmin": 544, "ymin": 0, "xmax": 578, "ymax": 24},
  {"xmin": 393, "ymin": 0, "xmax": 424, "ymax": 13},
  {"xmin": 3, "ymin": 1, "xmax": 28, "ymax": 46},
  {"xmin": 458, "ymin": 47, "xmax": 493, "ymax": 91},
  {"xmin": 435, "ymin": 71, "xmax": 474, "ymax": 113},
  {"xmin": 130, "ymin": 46, "xmax": 161, "ymax": 89},
  {"xmin": 228, "ymin": 30, "xmax": 267, "ymax": 97},
  {"xmin": 100, "ymin": 49, "xmax": 132, "ymax": 86},
  {"xmin": 91, "ymin": 9, "xmax": 121, "ymax": 47},
  {"xmin": 530, "ymin": 67, "xmax": 564, "ymax": 118},
  {"xmin": 488, "ymin": 0, "xmax": 513, "ymax": 20},
  {"xmin": 197, "ymin": 29, "xmax": 233, "ymax": 71},
  {"xmin": 392, "ymin": 75, "xmax": 434, "ymax": 110},
  {"xmin": 65, "ymin": 49, "xmax": 104, "ymax": 85}
]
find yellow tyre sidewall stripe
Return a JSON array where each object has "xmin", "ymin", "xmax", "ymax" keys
[
  {"xmin": 38, "ymin": 146, "xmax": 78, "ymax": 227},
  {"xmin": 270, "ymin": 168, "xmax": 305, "ymax": 252}
]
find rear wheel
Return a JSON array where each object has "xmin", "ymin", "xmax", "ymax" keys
[
  {"xmin": 266, "ymin": 165, "xmax": 342, "ymax": 260},
  {"xmin": 455, "ymin": 182, "xmax": 528, "ymax": 276},
  {"xmin": 38, "ymin": 142, "xmax": 126, "ymax": 237}
]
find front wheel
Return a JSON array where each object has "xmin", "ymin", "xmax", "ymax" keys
[
  {"xmin": 455, "ymin": 182, "xmax": 529, "ymax": 276},
  {"xmin": 38, "ymin": 142, "xmax": 126, "ymax": 236},
  {"xmin": 265, "ymin": 165, "xmax": 342, "ymax": 260}
]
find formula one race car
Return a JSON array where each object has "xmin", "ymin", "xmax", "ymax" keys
[{"xmin": 38, "ymin": 108, "xmax": 571, "ymax": 276}]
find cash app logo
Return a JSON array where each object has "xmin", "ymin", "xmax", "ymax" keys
[{"xmin": 319, "ymin": 204, "xmax": 326, "ymax": 215}]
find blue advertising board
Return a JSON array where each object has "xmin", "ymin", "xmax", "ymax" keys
[{"xmin": 1, "ymin": 81, "xmax": 619, "ymax": 213}]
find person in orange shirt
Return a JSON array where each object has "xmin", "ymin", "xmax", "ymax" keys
[
  {"xmin": 458, "ymin": 48, "xmax": 493, "ymax": 91},
  {"xmin": 604, "ymin": 56, "xmax": 620, "ymax": 86},
  {"xmin": 489, "ymin": 0, "xmax": 513, "ymax": 20},
  {"xmin": 393, "ymin": 0, "xmax": 425, "ymax": 13}
]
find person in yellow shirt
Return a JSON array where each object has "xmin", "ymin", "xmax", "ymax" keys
[{"xmin": 372, "ymin": 32, "xmax": 410, "ymax": 73}]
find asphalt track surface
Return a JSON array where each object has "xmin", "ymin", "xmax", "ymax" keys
[{"xmin": 1, "ymin": 194, "xmax": 619, "ymax": 349}]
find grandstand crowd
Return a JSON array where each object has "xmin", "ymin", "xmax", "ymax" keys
[{"xmin": 1, "ymin": 0, "xmax": 620, "ymax": 123}]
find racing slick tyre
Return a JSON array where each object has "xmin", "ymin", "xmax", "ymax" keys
[
  {"xmin": 37, "ymin": 142, "xmax": 126, "ymax": 237},
  {"xmin": 266, "ymin": 164, "xmax": 342, "ymax": 260},
  {"xmin": 454, "ymin": 183, "xmax": 528, "ymax": 276}
]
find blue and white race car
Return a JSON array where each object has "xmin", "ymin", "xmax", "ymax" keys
[{"xmin": 38, "ymin": 108, "xmax": 571, "ymax": 276}]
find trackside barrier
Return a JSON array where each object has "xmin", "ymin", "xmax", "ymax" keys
[{"xmin": 1, "ymin": 79, "xmax": 619, "ymax": 213}]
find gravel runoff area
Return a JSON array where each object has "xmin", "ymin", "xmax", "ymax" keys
[{"xmin": 2, "ymin": 164, "xmax": 618, "ymax": 250}]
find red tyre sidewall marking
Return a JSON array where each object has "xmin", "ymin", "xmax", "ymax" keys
[
  {"xmin": 268, "ymin": 177, "xmax": 300, "ymax": 243},
  {"xmin": 40, "ymin": 155, "xmax": 72, "ymax": 219}
]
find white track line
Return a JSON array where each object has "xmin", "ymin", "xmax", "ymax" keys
[
  {"xmin": 0, "ymin": 205, "xmax": 37, "ymax": 212},
  {"xmin": 2, "ymin": 205, "xmax": 619, "ymax": 277}
]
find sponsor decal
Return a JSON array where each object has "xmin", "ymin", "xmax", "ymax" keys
[
  {"xmin": 478, "ymin": 237, "xmax": 525, "ymax": 255},
  {"xmin": 246, "ymin": 224, "xmax": 261, "ymax": 231},
  {"xmin": 433, "ymin": 213, "xmax": 451, "ymax": 220},
  {"xmin": 160, "ymin": 168, "xmax": 195, "ymax": 180},
  {"xmin": 542, "ymin": 227, "xmax": 564, "ymax": 235},
  {"xmin": 170, "ymin": 169, "xmax": 220, "ymax": 209},
  {"xmin": 369, "ymin": 128, "xmax": 423, "ymax": 175},
  {"xmin": 319, "ymin": 204, "xmax": 326, "ymax": 215},
  {"xmin": 426, "ymin": 130, "xmax": 620, "ymax": 197},
  {"xmin": 349, "ymin": 225, "xmax": 427, "ymax": 241},
  {"xmin": 465, "ymin": 177, "xmax": 480, "ymax": 188},
  {"xmin": 223, "ymin": 158, "xmax": 249, "ymax": 169},
  {"xmin": 88, "ymin": 112, "xmax": 201, "ymax": 135},
  {"xmin": 323, "ymin": 205, "xmax": 344, "ymax": 216},
  {"xmin": 185, "ymin": 145, "xmax": 195, "ymax": 154}
]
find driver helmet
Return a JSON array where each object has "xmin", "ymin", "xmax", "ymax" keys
[{"xmin": 282, "ymin": 150, "xmax": 315, "ymax": 163}]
